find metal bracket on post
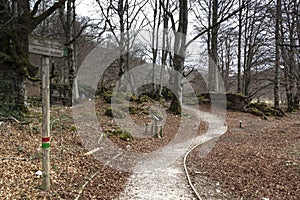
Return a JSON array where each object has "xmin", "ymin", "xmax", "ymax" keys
[{"xmin": 145, "ymin": 122, "xmax": 153, "ymax": 134}]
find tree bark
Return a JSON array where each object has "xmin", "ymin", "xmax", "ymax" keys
[
  {"xmin": 237, "ymin": 0, "xmax": 242, "ymax": 93},
  {"xmin": 211, "ymin": 0, "xmax": 219, "ymax": 85},
  {"xmin": 168, "ymin": 0, "xmax": 188, "ymax": 115},
  {"xmin": 274, "ymin": 0, "xmax": 281, "ymax": 108},
  {"xmin": 208, "ymin": 0, "xmax": 219, "ymax": 92}
]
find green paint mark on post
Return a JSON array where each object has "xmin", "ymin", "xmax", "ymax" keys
[
  {"xmin": 42, "ymin": 143, "xmax": 50, "ymax": 149},
  {"xmin": 63, "ymin": 47, "xmax": 68, "ymax": 57}
]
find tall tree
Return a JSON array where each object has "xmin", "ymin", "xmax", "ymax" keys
[
  {"xmin": 168, "ymin": 0, "xmax": 188, "ymax": 114},
  {"xmin": 209, "ymin": 0, "xmax": 219, "ymax": 92},
  {"xmin": 59, "ymin": 0, "xmax": 81, "ymax": 104},
  {"xmin": 274, "ymin": 0, "xmax": 281, "ymax": 108},
  {"xmin": 237, "ymin": 0, "xmax": 243, "ymax": 93},
  {"xmin": 0, "ymin": 0, "xmax": 66, "ymax": 117},
  {"xmin": 279, "ymin": 0, "xmax": 300, "ymax": 111}
]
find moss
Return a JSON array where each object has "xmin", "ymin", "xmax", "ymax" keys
[
  {"xmin": 184, "ymin": 98, "xmax": 198, "ymax": 105},
  {"xmin": 137, "ymin": 95, "xmax": 153, "ymax": 103},
  {"xmin": 247, "ymin": 102, "xmax": 284, "ymax": 117},
  {"xmin": 106, "ymin": 129, "xmax": 123, "ymax": 136},
  {"xmin": 103, "ymin": 91, "xmax": 137, "ymax": 104},
  {"xmin": 105, "ymin": 129, "xmax": 133, "ymax": 141},
  {"xmin": 119, "ymin": 92, "xmax": 138, "ymax": 102},
  {"xmin": 197, "ymin": 95, "xmax": 210, "ymax": 104},
  {"xmin": 104, "ymin": 108, "xmax": 125, "ymax": 118},
  {"xmin": 69, "ymin": 125, "xmax": 77, "ymax": 132},
  {"xmin": 128, "ymin": 106, "xmax": 148, "ymax": 115},
  {"xmin": 119, "ymin": 131, "xmax": 134, "ymax": 141},
  {"xmin": 246, "ymin": 107, "xmax": 268, "ymax": 120},
  {"xmin": 103, "ymin": 91, "xmax": 113, "ymax": 103}
]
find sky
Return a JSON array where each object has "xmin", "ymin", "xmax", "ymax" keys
[
  {"xmin": 73, "ymin": 0, "xmax": 214, "ymax": 71},
  {"xmin": 76, "ymin": 0, "xmax": 100, "ymax": 19}
]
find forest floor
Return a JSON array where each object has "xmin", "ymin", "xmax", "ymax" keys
[
  {"xmin": 0, "ymin": 97, "xmax": 299, "ymax": 199},
  {"xmin": 186, "ymin": 108, "xmax": 300, "ymax": 200}
]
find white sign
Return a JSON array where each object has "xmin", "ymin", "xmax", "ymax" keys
[{"xmin": 28, "ymin": 36, "xmax": 67, "ymax": 57}]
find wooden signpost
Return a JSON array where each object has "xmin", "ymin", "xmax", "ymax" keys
[{"xmin": 28, "ymin": 35, "xmax": 66, "ymax": 191}]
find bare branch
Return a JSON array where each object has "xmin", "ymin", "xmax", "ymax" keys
[
  {"xmin": 32, "ymin": 0, "xmax": 67, "ymax": 30},
  {"xmin": 186, "ymin": 3, "xmax": 246, "ymax": 48},
  {"xmin": 31, "ymin": 0, "xmax": 43, "ymax": 16}
]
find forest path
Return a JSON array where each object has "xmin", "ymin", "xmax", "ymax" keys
[{"xmin": 118, "ymin": 106, "xmax": 227, "ymax": 200}]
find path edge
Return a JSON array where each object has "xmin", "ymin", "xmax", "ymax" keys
[{"xmin": 183, "ymin": 124, "xmax": 228, "ymax": 200}]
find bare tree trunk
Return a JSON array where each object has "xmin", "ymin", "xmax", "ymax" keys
[
  {"xmin": 237, "ymin": 0, "xmax": 242, "ymax": 93},
  {"xmin": 274, "ymin": 0, "xmax": 281, "ymax": 108},
  {"xmin": 151, "ymin": 0, "xmax": 159, "ymax": 97},
  {"xmin": 59, "ymin": 0, "xmax": 77, "ymax": 105},
  {"xmin": 169, "ymin": 0, "xmax": 188, "ymax": 115},
  {"xmin": 117, "ymin": 0, "xmax": 126, "ymax": 92},
  {"xmin": 279, "ymin": 0, "xmax": 298, "ymax": 112},
  {"xmin": 208, "ymin": 0, "xmax": 219, "ymax": 92},
  {"xmin": 72, "ymin": 0, "xmax": 79, "ymax": 102},
  {"xmin": 159, "ymin": 0, "xmax": 169, "ymax": 97}
]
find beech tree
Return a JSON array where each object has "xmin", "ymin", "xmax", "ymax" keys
[
  {"xmin": 165, "ymin": 0, "xmax": 188, "ymax": 114},
  {"xmin": 274, "ymin": 0, "xmax": 281, "ymax": 108},
  {"xmin": 0, "ymin": 0, "xmax": 66, "ymax": 117},
  {"xmin": 279, "ymin": 0, "xmax": 300, "ymax": 111}
]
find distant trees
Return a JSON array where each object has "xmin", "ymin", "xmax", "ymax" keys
[
  {"xmin": 1, "ymin": 0, "xmax": 299, "ymax": 116},
  {"xmin": 96, "ymin": 0, "xmax": 147, "ymax": 93},
  {"xmin": 190, "ymin": 0, "xmax": 299, "ymax": 111}
]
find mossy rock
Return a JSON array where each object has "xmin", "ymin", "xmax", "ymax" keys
[
  {"xmin": 128, "ymin": 106, "xmax": 148, "ymax": 115},
  {"xmin": 103, "ymin": 91, "xmax": 114, "ymax": 103},
  {"xmin": 226, "ymin": 93, "xmax": 249, "ymax": 111},
  {"xmin": 183, "ymin": 97, "xmax": 198, "ymax": 105},
  {"xmin": 103, "ymin": 91, "xmax": 123, "ymax": 104},
  {"xmin": 197, "ymin": 93, "xmax": 227, "ymax": 105},
  {"xmin": 246, "ymin": 107, "xmax": 268, "ymax": 120},
  {"xmin": 104, "ymin": 108, "xmax": 126, "ymax": 118},
  {"xmin": 137, "ymin": 95, "xmax": 153, "ymax": 103},
  {"xmin": 247, "ymin": 102, "xmax": 285, "ymax": 117},
  {"xmin": 105, "ymin": 129, "xmax": 133, "ymax": 141},
  {"xmin": 197, "ymin": 95, "xmax": 210, "ymax": 104},
  {"xmin": 103, "ymin": 91, "xmax": 138, "ymax": 103},
  {"xmin": 119, "ymin": 131, "xmax": 134, "ymax": 141},
  {"xmin": 119, "ymin": 92, "xmax": 138, "ymax": 102}
]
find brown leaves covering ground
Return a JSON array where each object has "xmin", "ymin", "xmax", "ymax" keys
[
  {"xmin": 1, "ymin": 98, "xmax": 299, "ymax": 200},
  {"xmin": 0, "ymin": 106, "xmax": 128, "ymax": 199},
  {"xmin": 187, "ymin": 109, "xmax": 300, "ymax": 200},
  {"xmin": 0, "ymin": 98, "xmax": 200, "ymax": 199}
]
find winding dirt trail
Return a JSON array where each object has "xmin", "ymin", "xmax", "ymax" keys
[{"xmin": 119, "ymin": 107, "xmax": 227, "ymax": 200}]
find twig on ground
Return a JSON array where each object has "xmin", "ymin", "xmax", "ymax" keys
[
  {"xmin": 0, "ymin": 116, "xmax": 30, "ymax": 125},
  {"xmin": 74, "ymin": 170, "xmax": 100, "ymax": 200},
  {"xmin": 1, "ymin": 157, "xmax": 28, "ymax": 161}
]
